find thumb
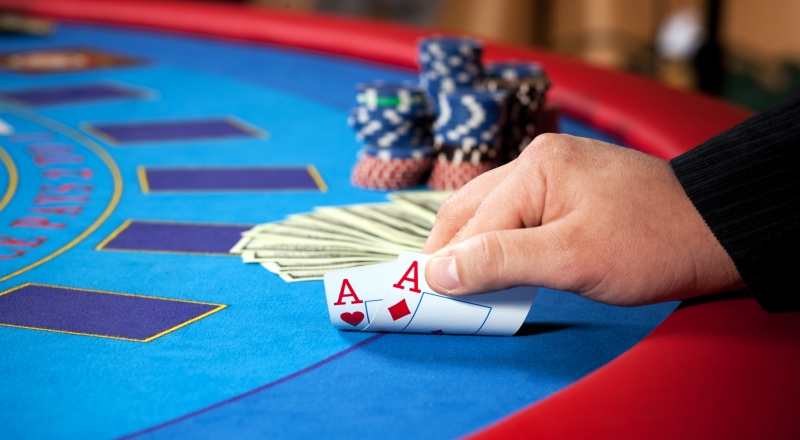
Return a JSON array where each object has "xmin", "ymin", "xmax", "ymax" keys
[{"xmin": 425, "ymin": 227, "xmax": 570, "ymax": 296}]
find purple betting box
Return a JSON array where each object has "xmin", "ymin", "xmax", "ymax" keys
[
  {"xmin": 101, "ymin": 221, "xmax": 251, "ymax": 254},
  {"xmin": 0, "ymin": 83, "xmax": 142, "ymax": 106},
  {"xmin": 142, "ymin": 167, "xmax": 322, "ymax": 192},
  {"xmin": 88, "ymin": 118, "xmax": 258, "ymax": 144},
  {"xmin": 0, "ymin": 284, "xmax": 224, "ymax": 341}
]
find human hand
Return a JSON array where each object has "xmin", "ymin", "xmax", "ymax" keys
[{"xmin": 423, "ymin": 134, "xmax": 744, "ymax": 306}]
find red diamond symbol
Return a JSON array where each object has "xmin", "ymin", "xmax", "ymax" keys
[{"xmin": 388, "ymin": 299, "xmax": 411, "ymax": 321}]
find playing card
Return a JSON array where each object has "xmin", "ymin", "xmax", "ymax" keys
[
  {"xmin": 365, "ymin": 251, "xmax": 537, "ymax": 336},
  {"xmin": 323, "ymin": 262, "xmax": 394, "ymax": 330},
  {"xmin": 401, "ymin": 293, "xmax": 492, "ymax": 334}
]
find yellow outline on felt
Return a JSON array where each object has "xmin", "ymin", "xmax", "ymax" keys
[
  {"xmin": 224, "ymin": 115, "xmax": 269, "ymax": 140},
  {"xmin": 0, "ymin": 282, "xmax": 226, "ymax": 342},
  {"xmin": 0, "ymin": 145, "xmax": 18, "ymax": 213},
  {"xmin": 137, "ymin": 166, "xmax": 150, "ymax": 194},
  {"xmin": 80, "ymin": 115, "xmax": 270, "ymax": 147},
  {"xmin": 0, "ymin": 94, "xmax": 32, "ymax": 107},
  {"xmin": 95, "ymin": 219, "xmax": 251, "ymax": 256},
  {"xmin": 94, "ymin": 219, "xmax": 133, "ymax": 250},
  {"xmin": 80, "ymin": 121, "xmax": 119, "ymax": 146},
  {"xmin": 306, "ymin": 164, "xmax": 328, "ymax": 192},
  {"xmin": 137, "ymin": 165, "xmax": 327, "ymax": 194},
  {"xmin": 99, "ymin": 79, "xmax": 161, "ymax": 102},
  {"xmin": 0, "ymin": 103, "xmax": 123, "ymax": 284}
]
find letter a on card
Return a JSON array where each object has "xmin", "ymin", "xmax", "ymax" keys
[
  {"xmin": 334, "ymin": 279, "xmax": 363, "ymax": 305},
  {"xmin": 392, "ymin": 260, "xmax": 421, "ymax": 293},
  {"xmin": 323, "ymin": 262, "xmax": 394, "ymax": 331}
]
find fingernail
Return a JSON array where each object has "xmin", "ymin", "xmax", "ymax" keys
[{"xmin": 428, "ymin": 255, "xmax": 460, "ymax": 291}]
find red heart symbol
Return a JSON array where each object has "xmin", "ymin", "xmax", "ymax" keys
[{"xmin": 340, "ymin": 311, "xmax": 364, "ymax": 326}]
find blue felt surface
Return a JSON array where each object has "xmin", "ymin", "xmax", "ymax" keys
[{"xmin": 0, "ymin": 24, "xmax": 676, "ymax": 439}]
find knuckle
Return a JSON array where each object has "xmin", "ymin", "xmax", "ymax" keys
[
  {"xmin": 527, "ymin": 133, "xmax": 562, "ymax": 155},
  {"xmin": 520, "ymin": 133, "xmax": 582, "ymax": 179},
  {"xmin": 519, "ymin": 134, "xmax": 562, "ymax": 167},
  {"xmin": 533, "ymin": 132, "xmax": 563, "ymax": 148},
  {"xmin": 528, "ymin": 133, "xmax": 576, "ymax": 162}
]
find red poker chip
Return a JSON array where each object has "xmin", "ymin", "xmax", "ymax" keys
[
  {"xmin": 351, "ymin": 156, "xmax": 432, "ymax": 190},
  {"xmin": 427, "ymin": 159, "xmax": 493, "ymax": 190}
]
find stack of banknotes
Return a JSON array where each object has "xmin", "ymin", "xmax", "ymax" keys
[{"xmin": 230, "ymin": 191, "xmax": 453, "ymax": 282}]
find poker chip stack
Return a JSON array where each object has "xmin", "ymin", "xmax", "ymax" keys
[
  {"xmin": 484, "ymin": 61, "xmax": 557, "ymax": 162},
  {"xmin": 347, "ymin": 37, "xmax": 562, "ymax": 192},
  {"xmin": 428, "ymin": 89, "xmax": 507, "ymax": 190},
  {"xmin": 418, "ymin": 36, "xmax": 484, "ymax": 100},
  {"xmin": 348, "ymin": 82, "xmax": 434, "ymax": 190}
]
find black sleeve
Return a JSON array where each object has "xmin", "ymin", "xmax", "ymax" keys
[{"xmin": 670, "ymin": 91, "xmax": 800, "ymax": 313}]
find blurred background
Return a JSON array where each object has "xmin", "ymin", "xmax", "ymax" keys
[{"xmin": 235, "ymin": 0, "xmax": 800, "ymax": 111}]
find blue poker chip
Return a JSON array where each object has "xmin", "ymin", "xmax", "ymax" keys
[
  {"xmin": 355, "ymin": 82, "xmax": 427, "ymax": 113},
  {"xmin": 349, "ymin": 84, "xmax": 435, "ymax": 150},
  {"xmin": 418, "ymin": 36, "xmax": 485, "ymax": 98},
  {"xmin": 349, "ymin": 105, "xmax": 433, "ymax": 149},
  {"xmin": 435, "ymin": 121, "xmax": 501, "ymax": 134},
  {"xmin": 419, "ymin": 35, "xmax": 482, "ymax": 49},
  {"xmin": 420, "ymin": 74, "xmax": 482, "ymax": 97},
  {"xmin": 359, "ymin": 132, "xmax": 429, "ymax": 148},
  {"xmin": 433, "ymin": 129, "xmax": 500, "ymax": 149},
  {"xmin": 355, "ymin": 107, "xmax": 429, "ymax": 127},
  {"xmin": 419, "ymin": 55, "xmax": 482, "ymax": 68},
  {"xmin": 421, "ymin": 69, "xmax": 482, "ymax": 84},
  {"xmin": 356, "ymin": 81, "xmax": 423, "ymax": 93},
  {"xmin": 433, "ymin": 90, "xmax": 507, "ymax": 146},
  {"xmin": 352, "ymin": 115, "xmax": 430, "ymax": 135},
  {"xmin": 418, "ymin": 36, "xmax": 483, "ymax": 62},
  {"xmin": 418, "ymin": 63, "xmax": 483, "ymax": 83},
  {"xmin": 485, "ymin": 61, "xmax": 545, "ymax": 81},
  {"xmin": 357, "ymin": 121, "xmax": 429, "ymax": 146},
  {"xmin": 434, "ymin": 90, "xmax": 507, "ymax": 125},
  {"xmin": 348, "ymin": 107, "xmax": 367, "ymax": 130},
  {"xmin": 361, "ymin": 145, "xmax": 433, "ymax": 160}
]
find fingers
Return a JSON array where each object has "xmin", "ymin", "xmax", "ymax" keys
[
  {"xmin": 425, "ymin": 225, "xmax": 579, "ymax": 296},
  {"xmin": 446, "ymin": 133, "xmax": 586, "ymax": 246},
  {"xmin": 423, "ymin": 160, "xmax": 518, "ymax": 253},
  {"xmin": 424, "ymin": 134, "xmax": 590, "ymax": 296},
  {"xmin": 447, "ymin": 146, "xmax": 551, "ymax": 246},
  {"xmin": 447, "ymin": 166, "xmax": 541, "ymax": 247}
]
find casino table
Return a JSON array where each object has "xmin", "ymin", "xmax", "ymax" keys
[{"xmin": 0, "ymin": 1, "xmax": 798, "ymax": 439}]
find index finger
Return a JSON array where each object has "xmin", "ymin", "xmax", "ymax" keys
[{"xmin": 423, "ymin": 160, "xmax": 517, "ymax": 253}]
